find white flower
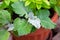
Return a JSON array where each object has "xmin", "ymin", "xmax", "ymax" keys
[
  {"xmin": 28, "ymin": 12, "xmax": 41, "ymax": 29},
  {"xmin": 7, "ymin": 24, "xmax": 14, "ymax": 31}
]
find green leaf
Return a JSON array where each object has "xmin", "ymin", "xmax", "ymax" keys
[
  {"xmin": 0, "ymin": 2, "xmax": 7, "ymax": 10},
  {"xmin": 36, "ymin": 9, "xmax": 56, "ymax": 29},
  {"xmin": 25, "ymin": 1, "xmax": 31, "ymax": 6},
  {"xmin": 0, "ymin": 30, "xmax": 10, "ymax": 40},
  {"xmin": 0, "ymin": 0, "xmax": 10, "ymax": 10},
  {"xmin": 27, "ymin": 2, "xmax": 36, "ymax": 9},
  {"xmin": 13, "ymin": 18, "xmax": 33, "ymax": 36},
  {"xmin": 50, "ymin": 0, "xmax": 57, "ymax": 8},
  {"xmin": 42, "ymin": 0, "xmax": 50, "ymax": 9},
  {"xmin": 36, "ymin": 4, "xmax": 42, "ymax": 9},
  {"xmin": 10, "ymin": 0, "xmax": 18, "ymax": 2},
  {"xmin": 0, "ymin": 10, "xmax": 11, "ymax": 27},
  {"xmin": 11, "ymin": 2, "xmax": 27, "ymax": 17},
  {"xmin": 50, "ymin": 0, "xmax": 57, "ymax": 5},
  {"xmin": 4, "ymin": 0, "xmax": 10, "ymax": 5},
  {"xmin": 56, "ymin": 0, "xmax": 60, "ymax": 6},
  {"xmin": 36, "ymin": 9, "xmax": 50, "ymax": 17},
  {"xmin": 54, "ymin": 6, "xmax": 60, "ymax": 16}
]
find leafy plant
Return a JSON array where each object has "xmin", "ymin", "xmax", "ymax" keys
[
  {"xmin": 0, "ymin": 30, "xmax": 10, "ymax": 40},
  {"xmin": 0, "ymin": 10, "xmax": 11, "ymax": 27},
  {"xmin": 36, "ymin": 9, "xmax": 56, "ymax": 29},
  {"xmin": 13, "ymin": 18, "xmax": 33, "ymax": 36},
  {"xmin": 20, "ymin": 0, "xmax": 50, "ymax": 9},
  {"xmin": 0, "ymin": 0, "xmax": 60, "ymax": 40}
]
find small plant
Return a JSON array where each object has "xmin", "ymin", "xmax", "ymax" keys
[{"xmin": 0, "ymin": 0, "xmax": 60, "ymax": 40}]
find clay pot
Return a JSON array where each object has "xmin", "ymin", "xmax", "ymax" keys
[{"xmin": 11, "ymin": 13, "xmax": 58, "ymax": 40}]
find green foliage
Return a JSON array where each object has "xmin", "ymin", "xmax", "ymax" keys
[
  {"xmin": 4, "ymin": 0, "xmax": 10, "ymax": 5},
  {"xmin": 11, "ymin": 2, "xmax": 28, "ymax": 17},
  {"xmin": 10, "ymin": 0, "xmax": 18, "ymax": 2},
  {"xmin": 36, "ymin": 10, "xmax": 56, "ymax": 29},
  {"xmin": 50, "ymin": 0, "xmax": 57, "ymax": 5},
  {"xmin": 56, "ymin": 0, "xmax": 60, "ymax": 6},
  {"xmin": 54, "ymin": 6, "xmax": 60, "ymax": 16},
  {"xmin": 0, "ymin": 10, "xmax": 11, "ymax": 27},
  {"xmin": 13, "ymin": 18, "xmax": 33, "ymax": 36},
  {"xmin": 0, "ymin": 0, "xmax": 10, "ymax": 10},
  {"xmin": 0, "ymin": 0, "xmax": 19, "ymax": 10},
  {"xmin": 20, "ymin": 0, "xmax": 50, "ymax": 9},
  {"xmin": 0, "ymin": 30, "xmax": 10, "ymax": 40},
  {"xmin": 0, "ymin": 0, "xmax": 60, "ymax": 39},
  {"xmin": 50, "ymin": 0, "xmax": 60, "ymax": 7}
]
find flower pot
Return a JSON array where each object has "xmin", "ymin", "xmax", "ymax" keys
[
  {"xmin": 51, "ymin": 13, "xmax": 58, "ymax": 23},
  {"xmin": 11, "ymin": 13, "xmax": 58, "ymax": 40}
]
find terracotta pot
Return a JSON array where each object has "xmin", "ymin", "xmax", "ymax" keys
[
  {"xmin": 11, "ymin": 13, "xmax": 58, "ymax": 40},
  {"xmin": 51, "ymin": 13, "xmax": 58, "ymax": 23}
]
